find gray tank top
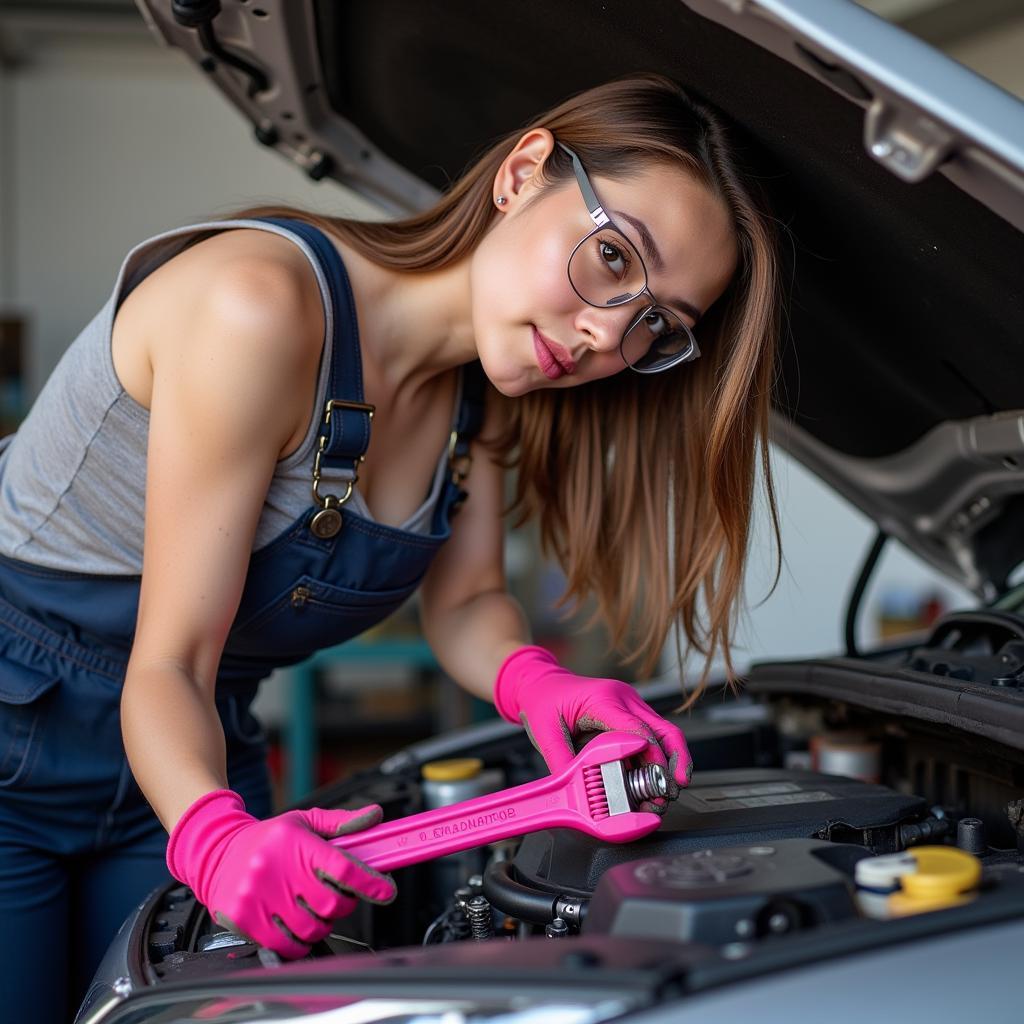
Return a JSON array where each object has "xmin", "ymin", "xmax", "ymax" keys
[{"xmin": 0, "ymin": 218, "xmax": 460, "ymax": 574}]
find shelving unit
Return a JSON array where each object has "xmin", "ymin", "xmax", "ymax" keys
[{"xmin": 277, "ymin": 637, "xmax": 473, "ymax": 802}]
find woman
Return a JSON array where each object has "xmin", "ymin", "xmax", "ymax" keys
[{"xmin": 0, "ymin": 73, "xmax": 781, "ymax": 1020}]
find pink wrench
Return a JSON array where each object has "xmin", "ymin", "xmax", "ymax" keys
[{"xmin": 330, "ymin": 731, "xmax": 666, "ymax": 871}]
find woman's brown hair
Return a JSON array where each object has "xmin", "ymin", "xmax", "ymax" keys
[{"xmin": 231, "ymin": 73, "xmax": 783, "ymax": 705}]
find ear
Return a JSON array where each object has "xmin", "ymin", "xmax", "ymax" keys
[{"xmin": 492, "ymin": 128, "xmax": 556, "ymax": 210}]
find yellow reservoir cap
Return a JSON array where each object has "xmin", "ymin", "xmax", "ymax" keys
[
  {"xmin": 902, "ymin": 846, "xmax": 981, "ymax": 900},
  {"xmin": 421, "ymin": 758, "xmax": 484, "ymax": 782},
  {"xmin": 887, "ymin": 891, "xmax": 973, "ymax": 917},
  {"xmin": 885, "ymin": 846, "xmax": 982, "ymax": 917}
]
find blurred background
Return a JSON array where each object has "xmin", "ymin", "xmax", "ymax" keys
[{"xmin": 0, "ymin": 0, "xmax": 1020, "ymax": 806}]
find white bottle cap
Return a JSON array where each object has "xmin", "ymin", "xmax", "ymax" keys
[{"xmin": 855, "ymin": 852, "xmax": 917, "ymax": 892}]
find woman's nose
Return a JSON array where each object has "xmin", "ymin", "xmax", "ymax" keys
[{"xmin": 575, "ymin": 305, "xmax": 631, "ymax": 354}]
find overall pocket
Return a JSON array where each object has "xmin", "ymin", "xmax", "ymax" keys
[
  {"xmin": 0, "ymin": 662, "xmax": 59, "ymax": 788},
  {"xmin": 227, "ymin": 575, "xmax": 416, "ymax": 659}
]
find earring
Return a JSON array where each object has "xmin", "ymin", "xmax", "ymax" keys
[{"xmin": 496, "ymin": 194, "xmax": 508, "ymax": 206}]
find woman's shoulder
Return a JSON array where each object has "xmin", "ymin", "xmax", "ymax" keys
[
  {"xmin": 158, "ymin": 225, "xmax": 325, "ymax": 320},
  {"xmin": 184, "ymin": 228, "xmax": 325, "ymax": 336},
  {"xmin": 129, "ymin": 224, "xmax": 325, "ymax": 341},
  {"xmin": 113, "ymin": 225, "xmax": 326, "ymax": 415}
]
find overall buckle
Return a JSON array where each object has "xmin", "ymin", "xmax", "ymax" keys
[{"xmin": 310, "ymin": 398, "xmax": 375, "ymax": 539}]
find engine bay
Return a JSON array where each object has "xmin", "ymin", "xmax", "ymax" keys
[{"xmin": 132, "ymin": 636, "xmax": 1024, "ymax": 992}]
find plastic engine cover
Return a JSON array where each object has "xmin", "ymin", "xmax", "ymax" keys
[
  {"xmin": 512, "ymin": 768, "xmax": 927, "ymax": 898},
  {"xmin": 582, "ymin": 838, "xmax": 869, "ymax": 942}
]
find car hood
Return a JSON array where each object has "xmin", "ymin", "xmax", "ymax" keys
[{"xmin": 137, "ymin": 0, "xmax": 1024, "ymax": 597}]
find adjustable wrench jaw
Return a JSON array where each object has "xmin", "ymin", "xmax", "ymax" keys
[
  {"xmin": 568, "ymin": 730, "xmax": 652, "ymax": 769},
  {"xmin": 555, "ymin": 731, "xmax": 664, "ymax": 842}
]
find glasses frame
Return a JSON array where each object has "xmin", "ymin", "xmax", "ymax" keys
[{"xmin": 557, "ymin": 141, "xmax": 701, "ymax": 375}]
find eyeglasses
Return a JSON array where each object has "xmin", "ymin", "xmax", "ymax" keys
[{"xmin": 557, "ymin": 141, "xmax": 701, "ymax": 374}]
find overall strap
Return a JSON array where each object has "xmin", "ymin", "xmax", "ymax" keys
[
  {"xmin": 447, "ymin": 360, "xmax": 487, "ymax": 486},
  {"xmin": 255, "ymin": 217, "xmax": 375, "ymax": 538},
  {"xmin": 440, "ymin": 359, "xmax": 489, "ymax": 524},
  {"xmin": 255, "ymin": 217, "xmax": 490, "ymax": 530},
  {"xmin": 255, "ymin": 217, "xmax": 372, "ymax": 474}
]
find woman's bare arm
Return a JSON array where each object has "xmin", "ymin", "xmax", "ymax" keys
[
  {"xmin": 419, "ymin": 399, "xmax": 530, "ymax": 700},
  {"xmin": 121, "ymin": 251, "xmax": 323, "ymax": 831}
]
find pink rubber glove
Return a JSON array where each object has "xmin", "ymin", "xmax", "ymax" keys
[
  {"xmin": 494, "ymin": 646, "xmax": 693, "ymax": 810},
  {"xmin": 166, "ymin": 790, "xmax": 396, "ymax": 959}
]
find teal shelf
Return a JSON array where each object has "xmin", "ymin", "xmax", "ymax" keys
[{"xmin": 280, "ymin": 637, "xmax": 438, "ymax": 802}]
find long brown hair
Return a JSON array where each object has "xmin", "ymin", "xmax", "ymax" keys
[{"xmin": 231, "ymin": 73, "xmax": 783, "ymax": 703}]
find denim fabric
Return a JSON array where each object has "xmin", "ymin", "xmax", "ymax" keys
[
  {"xmin": 0, "ymin": 590, "xmax": 272, "ymax": 1023},
  {"xmin": 0, "ymin": 219, "xmax": 485, "ymax": 1022}
]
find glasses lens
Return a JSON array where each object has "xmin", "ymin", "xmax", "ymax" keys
[
  {"xmin": 568, "ymin": 228, "xmax": 647, "ymax": 306},
  {"xmin": 621, "ymin": 306, "xmax": 697, "ymax": 372}
]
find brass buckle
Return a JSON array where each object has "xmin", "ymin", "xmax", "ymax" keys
[
  {"xmin": 447, "ymin": 429, "xmax": 472, "ymax": 486},
  {"xmin": 308, "ymin": 399, "xmax": 376, "ymax": 538},
  {"xmin": 323, "ymin": 398, "xmax": 376, "ymax": 425},
  {"xmin": 311, "ymin": 398, "xmax": 376, "ymax": 507}
]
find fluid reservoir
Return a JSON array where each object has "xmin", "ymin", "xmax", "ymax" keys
[
  {"xmin": 420, "ymin": 757, "xmax": 506, "ymax": 905},
  {"xmin": 857, "ymin": 846, "xmax": 982, "ymax": 919},
  {"xmin": 421, "ymin": 758, "xmax": 504, "ymax": 809},
  {"xmin": 811, "ymin": 731, "xmax": 881, "ymax": 783},
  {"xmin": 886, "ymin": 846, "xmax": 982, "ymax": 917},
  {"xmin": 854, "ymin": 851, "xmax": 917, "ymax": 919}
]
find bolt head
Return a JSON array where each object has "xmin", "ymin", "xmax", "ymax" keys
[{"xmin": 722, "ymin": 942, "xmax": 750, "ymax": 960}]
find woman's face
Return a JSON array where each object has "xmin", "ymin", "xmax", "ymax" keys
[{"xmin": 471, "ymin": 153, "xmax": 739, "ymax": 397}]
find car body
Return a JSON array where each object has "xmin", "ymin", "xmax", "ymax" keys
[{"xmin": 77, "ymin": 1, "xmax": 1024, "ymax": 1021}]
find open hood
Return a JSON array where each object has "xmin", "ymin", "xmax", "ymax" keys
[{"xmin": 136, "ymin": 0, "xmax": 1024, "ymax": 598}]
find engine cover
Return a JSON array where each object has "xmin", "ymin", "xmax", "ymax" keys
[
  {"xmin": 582, "ymin": 838, "xmax": 867, "ymax": 943},
  {"xmin": 510, "ymin": 768, "xmax": 927, "ymax": 899}
]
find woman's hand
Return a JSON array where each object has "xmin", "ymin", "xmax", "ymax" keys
[
  {"xmin": 166, "ymin": 791, "xmax": 396, "ymax": 959},
  {"xmin": 493, "ymin": 646, "xmax": 693, "ymax": 810}
]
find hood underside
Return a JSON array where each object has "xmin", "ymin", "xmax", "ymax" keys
[{"xmin": 137, "ymin": 0, "xmax": 1024, "ymax": 595}]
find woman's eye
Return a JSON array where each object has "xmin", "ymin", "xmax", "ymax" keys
[
  {"xmin": 643, "ymin": 310, "xmax": 668, "ymax": 335},
  {"xmin": 598, "ymin": 239, "xmax": 628, "ymax": 277}
]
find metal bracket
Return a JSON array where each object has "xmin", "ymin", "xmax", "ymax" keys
[
  {"xmin": 771, "ymin": 408, "xmax": 1024, "ymax": 598},
  {"xmin": 865, "ymin": 98, "xmax": 955, "ymax": 183},
  {"xmin": 133, "ymin": 0, "xmax": 439, "ymax": 214},
  {"xmin": 708, "ymin": 0, "xmax": 751, "ymax": 13}
]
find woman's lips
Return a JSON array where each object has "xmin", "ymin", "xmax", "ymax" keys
[{"xmin": 532, "ymin": 326, "xmax": 575, "ymax": 379}]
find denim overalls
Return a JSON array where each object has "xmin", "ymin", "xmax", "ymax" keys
[{"xmin": 0, "ymin": 218, "xmax": 486, "ymax": 1022}]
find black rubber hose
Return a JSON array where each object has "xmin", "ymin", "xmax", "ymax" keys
[
  {"xmin": 171, "ymin": 2, "xmax": 269, "ymax": 96},
  {"xmin": 197, "ymin": 23, "xmax": 269, "ymax": 96},
  {"xmin": 845, "ymin": 529, "xmax": 888, "ymax": 658},
  {"xmin": 900, "ymin": 816, "xmax": 951, "ymax": 847},
  {"xmin": 482, "ymin": 860, "xmax": 562, "ymax": 926}
]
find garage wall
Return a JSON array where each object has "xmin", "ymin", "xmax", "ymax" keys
[
  {"xmin": 704, "ymin": 453, "xmax": 973, "ymax": 676},
  {"xmin": 0, "ymin": 31, "xmax": 379, "ymax": 394},
  {"xmin": 0, "ymin": 24, "xmax": 981, "ymax": 678}
]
